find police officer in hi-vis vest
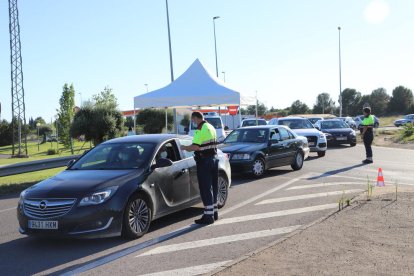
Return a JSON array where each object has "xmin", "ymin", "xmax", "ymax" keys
[
  {"xmin": 361, "ymin": 107, "xmax": 375, "ymax": 164},
  {"xmin": 180, "ymin": 112, "xmax": 219, "ymax": 225}
]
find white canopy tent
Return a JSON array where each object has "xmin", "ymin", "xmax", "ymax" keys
[{"xmin": 133, "ymin": 59, "xmax": 254, "ymax": 132}]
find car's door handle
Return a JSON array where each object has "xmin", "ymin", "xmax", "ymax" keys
[{"xmin": 174, "ymin": 169, "xmax": 188, "ymax": 179}]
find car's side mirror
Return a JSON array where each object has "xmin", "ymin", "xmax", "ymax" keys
[
  {"xmin": 224, "ymin": 126, "xmax": 229, "ymax": 131},
  {"xmin": 315, "ymin": 126, "xmax": 320, "ymax": 130},
  {"xmin": 67, "ymin": 159, "xmax": 77, "ymax": 168},
  {"xmin": 151, "ymin": 157, "xmax": 173, "ymax": 170},
  {"xmin": 184, "ymin": 127, "xmax": 189, "ymax": 133}
]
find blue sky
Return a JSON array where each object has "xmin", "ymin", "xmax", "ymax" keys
[{"xmin": 0, "ymin": 0, "xmax": 413, "ymax": 121}]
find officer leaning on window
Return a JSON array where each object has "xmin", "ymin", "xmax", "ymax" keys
[
  {"xmin": 361, "ymin": 107, "xmax": 374, "ymax": 164},
  {"xmin": 180, "ymin": 111, "xmax": 219, "ymax": 225}
]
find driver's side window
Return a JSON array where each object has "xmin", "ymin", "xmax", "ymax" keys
[{"xmin": 155, "ymin": 141, "xmax": 180, "ymax": 163}]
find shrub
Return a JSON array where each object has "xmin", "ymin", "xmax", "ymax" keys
[{"xmin": 47, "ymin": 148, "xmax": 57, "ymax": 155}]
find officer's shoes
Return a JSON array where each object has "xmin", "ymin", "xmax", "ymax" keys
[
  {"xmin": 214, "ymin": 212, "xmax": 218, "ymax": 221},
  {"xmin": 362, "ymin": 159, "xmax": 373, "ymax": 164},
  {"xmin": 195, "ymin": 215, "xmax": 214, "ymax": 225}
]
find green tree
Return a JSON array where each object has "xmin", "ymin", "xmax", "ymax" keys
[
  {"xmin": 39, "ymin": 125, "xmax": 52, "ymax": 143},
  {"xmin": 289, "ymin": 100, "xmax": 310, "ymax": 115},
  {"xmin": 124, "ymin": 117, "xmax": 134, "ymax": 128},
  {"xmin": 244, "ymin": 101, "xmax": 267, "ymax": 116},
  {"xmin": 340, "ymin": 88, "xmax": 362, "ymax": 116},
  {"xmin": 92, "ymin": 86, "xmax": 118, "ymax": 109},
  {"xmin": 57, "ymin": 84, "xmax": 75, "ymax": 152},
  {"xmin": 313, "ymin": 93, "xmax": 335, "ymax": 114},
  {"xmin": 180, "ymin": 114, "xmax": 190, "ymax": 133},
  {"xmin": 0, "ymin": 120, "xmax": 13, "ymax": 147},
  {"xmin": 136, "ymin": 109, "xmax": 173, "ymax": 134},
  {"xmin": 367, "ymin": 88, "xmax": 390, "ymax": 116},
  {"xmin": 388, "ymin": 86, "xmax": 414, "ymax": 114},
  {"xmin": 71, "ymin": 106, "xmax": 124, "ymax": 145}
]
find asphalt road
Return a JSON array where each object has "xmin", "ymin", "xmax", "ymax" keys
[{"xmin": 0, "ymin": 145, "xmax": 413, "ymax": 276}]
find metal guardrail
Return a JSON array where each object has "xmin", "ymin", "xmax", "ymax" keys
[{"xmin": 0, "ymin": 155, "xmax": 80, "ymax": 177}]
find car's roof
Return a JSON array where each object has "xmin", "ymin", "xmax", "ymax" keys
[
  {"xmin": 243, "ymin": 118, "xmax": 266, "ymax": 120},
  {"xmin": 237, "ymin": 125, "xmax": 287, "ymax": 130},
  {"xmin": 103, "ymin": 134, "xmax": 190, "ymax": 144},
  {"xmin": 279, "ymin": 117, "xmax": 308, "ymax": 120},
  {"xmin": 321, "ymin": 119, "xmax": 342, "ymax": 122}
]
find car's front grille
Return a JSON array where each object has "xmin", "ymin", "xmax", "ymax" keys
[
  {"xmin": 306, "ymin": 136, "xmax": 318, "ymax": 145},
  {"xmin": 24, "ymin": 198, "xmax": 76, "ymax": 219}
]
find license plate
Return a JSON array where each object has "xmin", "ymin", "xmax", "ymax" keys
[
  {"xmin": 309, "ymin": 142, "xmax": 315, "ymax": 146},
  {"xmin": 336, "ymin": 137, "xmax": 347, "ymax": 141},
  {"xmin": 28, "ymin": 220, "xmax": 58, "ymax": 230}
]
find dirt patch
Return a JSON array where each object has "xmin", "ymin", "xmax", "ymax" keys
[
  {"xmin": 356, "ymin": 130, "xmax": 414, "ymax": 150},
  {"xmin": 216, "ymin": 188, "xmax": 414, "ymax": 276}
]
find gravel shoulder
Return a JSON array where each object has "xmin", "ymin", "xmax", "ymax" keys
[{"xmin": 215, "ymin": 186, "xmax": 414, "ymax": 276}]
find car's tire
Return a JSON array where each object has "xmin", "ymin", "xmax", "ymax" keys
[
  {"xmin": 317, "ymin": 151, "xmax": 326, "ymax": 157},
  {"xmin": 217, "ymin": 173, "xmax": 229, "ymax": 209},
  {"xmin": 251, "ymin": 157, "xmax": 266, "ymax": 178},
  {"xmin": 291, "ymin": 151, "xmax": 304, "ymax": 171},
  {"xmin": 350, "ymin": 142, "xmax": 357, "ymax": 147},
  {"xmin": 122, "ymin": 193, "xmax": 152, "ymax": 239}
]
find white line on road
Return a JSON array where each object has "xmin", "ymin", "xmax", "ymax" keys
[
  {"xmin": 0, "ymin": 207, "xmax": 16, "ymax": 213},
  {"xmin": 61, "ymin": 176, "xmax": 306, "ymax": 275},
  {"xmin": 139, "ymin": 261, "xmax": 231, "ymax": 276},
  {"xmin": 256, "ymin": 189, "xmax": 364, "ymax": 205},
  {"xmin": 214, "ymin": 203, "xmax": 337, "ymax": 226},
  {"xmin": 138, "ymin": 225, "xmax": 301, "ymax": 257},
  {"xmin": 287, "ymin": 182, "xmax": 364, "ymax": 190},
  {"xmin": 321, "ymin": 175, "xmax": 414, "ymax": 186}
]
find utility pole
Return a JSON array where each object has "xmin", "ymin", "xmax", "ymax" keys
[
  {"xmin": 8, "ymin": 0, "xmax": 28, "ymax": 157},
  {"xmin": 338, "ymin": 26, "xmax": 343, "ymax": 117}
]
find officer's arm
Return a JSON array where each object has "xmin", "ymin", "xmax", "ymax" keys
[{"xmin": 181, "ymin": 144, "xmax": 200, "ymax": 152}]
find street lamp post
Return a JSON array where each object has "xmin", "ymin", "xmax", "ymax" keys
[
  {"xmin": 338, "ymin": 26, "xmax": 343, "ymax": 117},
  {"xmin": 213, "ymin": 16, "xmax": 220, "ymax": 78},
  {"xmin": 165, "ymin": 0, "xmax": 176, "ymax": 133}
]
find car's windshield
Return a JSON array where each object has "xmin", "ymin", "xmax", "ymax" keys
[
  {"xmin": 191, "ymin": 117, "xmax": 222, "ymax": 130},
  {"xmin": 278, "ymin": 119, "xmax": 314, "ymax": 129},
  {"xmin": 242, "ymin": 120, "xmax": 267, "ymax": 127},
  {"xmin": 321, "ymin": 121, "xmax": 348, "ymax": 129},
  {"xmin": 70, "ymin": 142, "xmax": 155, "ymax": 170},
  {"xmin": 224, "ymin": 129, "xmax": 268, "ymax": 143}
]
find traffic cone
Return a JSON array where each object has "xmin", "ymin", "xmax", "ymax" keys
[{"xmin": 376, "ymin": 168, "xmax": 385, "ymax": 187}]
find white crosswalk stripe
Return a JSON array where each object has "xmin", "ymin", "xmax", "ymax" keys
[
  {"xmin": 137, "ymin": 225, "xmax": 301, "ymax": 257},
  {"xmin": 287, "ymin": 182, "xmax": 364, "ymax": 190},
  {"xmin": 214, "ymin": 203, "xmax": 337, "ymax": 226},
  {"xmin": 256, "ymin": 189, "xmax": 364, "ymax": 205},
  {"xmin": 138, "ymin": 261, "xmax": 231, "ymax": 276}
]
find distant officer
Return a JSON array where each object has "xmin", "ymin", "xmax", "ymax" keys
[
  {"xmin": 361, "ymin": 107, "xmax": 374, "ymax": 164},
  {"xmin": 181, "ymin": 112, "xmax": 219, "ymax": 225}
]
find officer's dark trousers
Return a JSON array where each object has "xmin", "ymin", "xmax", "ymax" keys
[
  {"xmin": 196, "ymin": 156, "xmax": 219, "ymax": 217},
  {"xmin": 363, "ymin": 131, "xmax": 373, "ymax": 159}
]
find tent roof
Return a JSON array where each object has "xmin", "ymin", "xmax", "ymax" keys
[{"xmin": 134, "ymin": 59, "xmax": 245, "ymax": 109}]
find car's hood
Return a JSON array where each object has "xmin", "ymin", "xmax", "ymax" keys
[
  {"xmin": 322, "ymin": 128, "xmax": 353, "ymax": 134},
  {"xmin": 291, "ymin": 128, "xmax": 321, "ymax": 136},
  {"xmin": 395, "ymin": 119, "xmax": 408, "ymax": 123},
  {"xmin": 219, "ymin": 143, "xmax": 265, "ymax": 153},
  {"xmin": 23, "ymin": 169, "xmax": 144, "ymax": 198}
]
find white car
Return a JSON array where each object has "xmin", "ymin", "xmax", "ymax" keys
[
  {"xmin": 188, "ymin": 115, "xmax": 227, "ymax": 142},
  {"xmin": 240, "ymin": 118, "xmax": 267, "ymax": 127},
  {"xmin": 271, "ymin": 117, "xmax": 327, "ymax": 157}
]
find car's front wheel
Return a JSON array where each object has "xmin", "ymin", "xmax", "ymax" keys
[
  {"xmin": 317, "ymin": 151, "xmax": 326, "ymax": 157},
  {"xmin": 252, "ymin": 157, "xmax": 266, "ymax": 178},
  {"xmin": 217, "ymin": 173, "xmax": 229, "ymax": 209},
  {"xmin": 291, "ymin": 151, "xmax": 304, "ymax": 171},
  {"xmin": 122, "ymin": 193, "xmax": 152, "ymax": 239}
]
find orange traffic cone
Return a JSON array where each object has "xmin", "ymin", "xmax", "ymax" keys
[{"xmin": 376, "ymin": 168, "xmax": 385, "ymax": 187}]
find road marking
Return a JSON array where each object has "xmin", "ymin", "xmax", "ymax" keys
[
  {"xmin": 215, "ymin": 203, "xmax": 337, "ymax": 226},
  {"xmin": 139, "ymin": 261, "xmax": 231, "ymax": 276},
  {"xmin": 61, "ymin": 176, "xmax": 305, "ymax": 275},
  {"xmin": 256, "ymin": 189, "xmax": 363, "ymax": 205},
  {"xmin": 138, "ymin": 225, "xmax": 301, "ymax": 257},
  {"xmin": 220, "ymin": 174, "xmax": 310, "ymax": 216},
  {"xmin": 287, "ymin": 182, "xmax": 364, "ymax": 190},
  {"xmin": 0, "ymin": 207, "xmax": 16, "ymax": 213},
  {"xmin": 321, "ymin": 175, "xmax": 414, "ymax": 186}
]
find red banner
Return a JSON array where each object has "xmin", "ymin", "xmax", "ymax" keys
[{"xmin": 227, "ymin": 106, "xmax": 239, "ymax": 116}]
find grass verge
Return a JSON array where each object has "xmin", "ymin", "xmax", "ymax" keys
[{"xmin": 0, "ymin": 167, "xmax": 65, "ymax": 196}]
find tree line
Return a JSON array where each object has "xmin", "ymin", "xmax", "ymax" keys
[{"xmin": 246, "ymin": 85, "xmax": 414, "ymax": 117}]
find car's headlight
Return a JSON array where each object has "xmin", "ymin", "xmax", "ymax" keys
[
  {"xmin": 79, "ymin": 186, "xmax": 118, "ymax": 206},
  {"xmin": 232, "ymin": 153, "xmax": 251, "ymax": 160}
]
